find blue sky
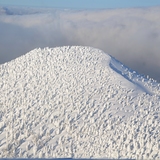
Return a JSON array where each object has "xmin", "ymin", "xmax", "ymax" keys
[{"xmin": 0, "ymin": 0, "xmax": 160, "ymax": 9}]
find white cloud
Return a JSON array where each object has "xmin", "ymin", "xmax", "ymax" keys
[{"xmin": 0, "ymin": 6, "xmax": 160, "ymax": 81}]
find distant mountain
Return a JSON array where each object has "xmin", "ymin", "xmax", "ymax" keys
[
  {"xmin": 0, "ymin": 46, "xmax": 159, "ymax": 159},
  {"xmin": 0, "ymin": 6, "xmax": 42, "ymax": 15}
]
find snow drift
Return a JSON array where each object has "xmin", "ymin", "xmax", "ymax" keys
[{"xmin": 0, "ymin": 46, "xmax": 159, "ymax": 159}]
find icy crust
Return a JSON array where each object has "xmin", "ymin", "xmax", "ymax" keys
[{"xmin": 0, "ymin": 46, "xmax": 160, "ymax": 159}]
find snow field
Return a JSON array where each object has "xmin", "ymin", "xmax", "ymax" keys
[{"xmin": 0, "ymin": 46, "xmax": 159, "ymax": 158}]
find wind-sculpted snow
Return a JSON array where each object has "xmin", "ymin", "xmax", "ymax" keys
[{"xmin": 0, "ymin": 46, "xmax": 160, "ymax": 159}]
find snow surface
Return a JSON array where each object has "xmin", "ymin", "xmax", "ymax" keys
[{"xmin": 0, "ymin": 46, "xmax": 160, "ymax": 159}]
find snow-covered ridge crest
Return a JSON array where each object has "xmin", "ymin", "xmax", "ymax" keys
[
  {"xmin": 0, "ymin": 46, "xmax": 160, "ymax": 158},
  {"xmin": 3, "ymin": 45, "xmax": 158, "ymax": 94}
]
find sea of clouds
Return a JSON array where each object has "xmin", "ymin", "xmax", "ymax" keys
[{"xmin": 0, "ymin": 6, "xmax": 160, "ymax": 81}]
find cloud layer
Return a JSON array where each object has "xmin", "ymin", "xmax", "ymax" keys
[{"xmin": 0, "ymin": 6, "xmax": 160, "ymax": 81}]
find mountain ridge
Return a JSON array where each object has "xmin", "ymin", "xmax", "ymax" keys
[{"xmin": 0, "ymin": 46, "xmax": 159, "ymax": 158}]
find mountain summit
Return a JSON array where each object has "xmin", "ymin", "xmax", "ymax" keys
[{"xmin": 0, "ymin": 46, "xmax": 159, "ymax": 158}]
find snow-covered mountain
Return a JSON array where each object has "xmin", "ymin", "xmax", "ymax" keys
[{"xmin": 0, "ymin": 46, "xmax": 159, "ymax": 159}]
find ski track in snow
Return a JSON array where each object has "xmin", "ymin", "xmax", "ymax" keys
[{"xmin": 0, "ymin": 46, "xmax": 160, "ymax": 159}]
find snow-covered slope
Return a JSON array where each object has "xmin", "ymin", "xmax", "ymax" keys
[{"xmin": 0, "ymin": 46, "xmax": 159, "ymax": 159}]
